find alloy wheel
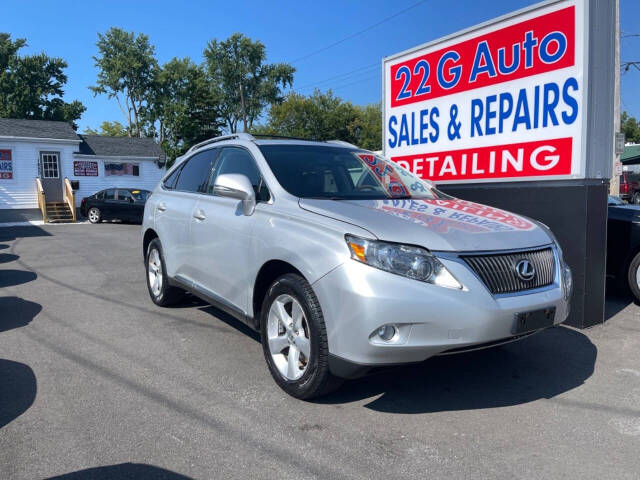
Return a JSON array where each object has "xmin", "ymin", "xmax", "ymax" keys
[
  {"xmin": 148, "ymin": 248, "xmax": 163, "ymax": 297},
  {"xmin": 267, "ymin": 294, "xmax": 311, "ymax": 381},
  {"xmin": 88, "ymin": 208, "xmax": 100, "ymax": 223}
]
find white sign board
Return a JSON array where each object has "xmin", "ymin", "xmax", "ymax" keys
[{"xmin": 383, "ymin": 0, "xmax": 586, "ymax": 184}]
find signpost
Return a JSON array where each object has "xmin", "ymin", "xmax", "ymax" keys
[{"xmin": 383, "ymin": 0, "xmax": 616, "ymax": 328}]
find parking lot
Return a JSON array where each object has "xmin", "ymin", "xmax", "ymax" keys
[{"xmin": 0, "ymin": 223, "xmax": 639, "ymax": 479}]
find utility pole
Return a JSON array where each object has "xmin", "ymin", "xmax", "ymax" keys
[{"xmin": 610, "ymin": 0, "xmax": 621, "ymax": 196}]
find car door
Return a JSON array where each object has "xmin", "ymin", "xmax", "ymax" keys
[
  {"xmin": 188, "ymin": 146, "xmax": 269, "ymax": 317},
  {"xmin": 115, "ymin": 189, "xmax": 135, "ymax": 220},
  {"xmin": 102, "ymin": 188, "xmax": 117, "ymax": 220},
  {"xmin": 153, "ymin": 149, "xmax": 218, "ymax": 283},
  {"xmin": 130, "ymin": 190, "xmax": 147, "ymax": 222}
]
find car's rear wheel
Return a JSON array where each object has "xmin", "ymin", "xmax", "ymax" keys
[
  {"xmin": 87, "ymin": 207, "xmax": 101, "ymax": 223},
  {"xmin": 632, "ymin": 192, "xmax": 640, "ymax": 205},
  {"xmin": 146, "ymin": 238, "xmax": 184, "ymax": 307},
  {"xmin": 260, "ymin": 273, "xmax": 342, "ymax": 399}
]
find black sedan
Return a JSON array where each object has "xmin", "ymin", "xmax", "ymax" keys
[
  {"xmin": 607, "ymin": 195, "xmax": 640, "ymax": 302},
  {"xmin": 80, "ymin": 188, "xmax": 151, "ymax": 224}
]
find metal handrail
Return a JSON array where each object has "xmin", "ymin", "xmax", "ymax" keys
[
  {"xmin": 35, "ymin": 177, "xmax": 48, "ymax": 223},
  {"xmin": 186, "ymin": 133, "xmax": 255, "ymax": 154},
  {"xmin": 64, "ymin": 177, "xmax": 76, "ymax": 222}
]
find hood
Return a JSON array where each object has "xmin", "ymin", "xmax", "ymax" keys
[{"xmin": 299, "ymin": 197, "xmax": 551, "ymax": 252}]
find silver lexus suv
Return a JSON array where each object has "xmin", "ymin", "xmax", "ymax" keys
[{"xmin": 142, "ymin": 133, "xmax": 572, "ymax": 399}]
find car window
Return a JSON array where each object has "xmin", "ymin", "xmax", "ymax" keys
[
  {"xmin": 163, "ymin": 165, "xmax": 182, "ymax": 190},
  {"xmin": 117, "ymin": 190, "xmax": 133, "ymax": 202},
  {"xmin": 175, "ymin": 150, "xmax": 217, "ymax": 193},
  {"xmin": 131, "ymin": 190, "xmax": 149, "ymax": 202},
  {"xmin": 96, "ymin": 191, "xmax": 105, "ymax": 200},
  {"xmin": 209, "ymin": 147, "xmax": 270, "ymax": 201},
  {"xmin": 104, "ymin": 189, "xmax": 116, "ymax": 200}
]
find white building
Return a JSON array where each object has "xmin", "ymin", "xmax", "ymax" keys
[{"xmin": 0, "ymin": 119, "xmax": 166, "ymax": 217}]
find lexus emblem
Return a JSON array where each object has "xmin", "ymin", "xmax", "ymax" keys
[{"xmin": 515, "ymin": 259, "xmax": 535, "ymax": 281}]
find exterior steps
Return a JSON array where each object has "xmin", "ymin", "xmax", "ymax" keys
[{"xmin": 45, "ymin": 202, "xmax": 75, "ymax": 223}]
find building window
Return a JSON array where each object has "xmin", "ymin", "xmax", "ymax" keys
[
  {"xmin": 40, "ymin": 152, "xmax": 60, "ymax": 178},
  {"xmin": 104, "ymin": 162, "xmax": 140, "ymax": 176}
]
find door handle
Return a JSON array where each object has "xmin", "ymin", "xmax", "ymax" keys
[
  {"xmin": 157, "ymin": 203, "xmax": 167, "ymax": 212},
  {"xmin": 193, "ymin": 210, "xmax": 206, "ymax": 221}
]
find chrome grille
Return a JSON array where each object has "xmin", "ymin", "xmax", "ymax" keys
[{"xmin": 462, "ymin": 248, "xmax": 555, "ymax": 294}]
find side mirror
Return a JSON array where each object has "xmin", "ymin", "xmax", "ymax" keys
[{"xmin": 213, "ymin": 173, "xmax": 256, "ymax": 216}]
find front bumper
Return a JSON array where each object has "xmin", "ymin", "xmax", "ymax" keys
[{"xmin": 312, "ymin": 248, "xmax": 570, "ymax": 377}]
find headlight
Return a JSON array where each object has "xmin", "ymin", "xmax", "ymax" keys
[
  {"xmin": 345, "ymin": 235, "xmax": 462, "ymax": 289},
  {"xmin": 562, "ymin": 262, "xmax": 573, "ymax": 301}
]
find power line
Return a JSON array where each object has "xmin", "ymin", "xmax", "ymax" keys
[
  {"xmin": 622, "ymin": 61, "xmax": 640, "ymax": 73},
  {"xmin": 294, "ymin": 62, "xmax": 379, "ymax": 90},
  {"xmin": 296, "ymin": 69, "xmax": 380, "ymax": 93},
  {"xmin": 312, "ymin": 73, "xmax": 381, "ymax": 93},
  {"xmin": 290, "ymin": 0, "xmax": 428, "ymax": 64}
]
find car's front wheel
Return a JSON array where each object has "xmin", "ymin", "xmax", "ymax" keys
[
  {"xmin": 260, "ymin": 273, "xmax": 342, "ymax": 399},
  {"xmin": 146, "ymin": 238, "xmax": 184, "ymax": 307},
  {"xmin": 87, "ymin": 207, "xmax": 101, "ymax": 223}
]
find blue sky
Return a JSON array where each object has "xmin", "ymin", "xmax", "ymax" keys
[{"xmin": 4, "ymin": 0, "xmax": 640, "ymax": 132}]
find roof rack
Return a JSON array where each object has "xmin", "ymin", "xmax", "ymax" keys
[
  {"xmin": 326, "ymin": 140, "xmax": 359, "ymax": 148},
  {"xmin": 252, "ymin": 134, "xmax": 315, "ymax": 142},
  {"xmin": 186, "ymin": 133, "xmax": 255, "ymax": 154}
]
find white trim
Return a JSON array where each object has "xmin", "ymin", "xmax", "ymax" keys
[
  {"xmin": 0, "ymin": 135, "xmax": 80, "ymax": 145},
  {"xmin": 73, "ymin": 153, "xmax": 160, "ymax": 161}
]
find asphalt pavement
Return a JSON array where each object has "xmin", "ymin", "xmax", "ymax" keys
[{"xmin": 1, "ymin": 223, "xmax": 639, "ymax": 479}]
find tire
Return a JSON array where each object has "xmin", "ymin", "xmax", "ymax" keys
[
  {"xmin": 145, "ymin": 238, "xmax": 184, "ymax": 307},
  {"xmin": 632, "ymin": 192, "xmax": 640, "ymax": 205},
  {"xmin": 260, "ymin": 273, "xmax": 342, "ymax": 400},
  {"xmin": 88, "ymin": 207, "xmax": 101, "ymax": 224},
  {"xmin": 627, "ymin": 252, "xmax": 640, "ymax": 304}
]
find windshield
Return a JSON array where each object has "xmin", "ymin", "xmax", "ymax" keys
[{"xmin": 258, "ymin": 144, "xmax": 442, "ymax": 200}]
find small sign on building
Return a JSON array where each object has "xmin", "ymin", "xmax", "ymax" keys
[
  {"xmin": 73, "ymin": 160, "xmax": 99, "ymax": 176},
  {"xmin": 0, "ymin": 149, "xmax": 12, "ymax": 179}
]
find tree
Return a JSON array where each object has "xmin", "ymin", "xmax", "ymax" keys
[
  {"xmin": 621, "ymin": 111, "xmax": 640, "ymax": 144},
  {"xmin": 253, "ymin": 90, "xmax": 382, "ymax": 150},
  {"xmin": 84, "ymin": 120, "xmax": 128, "ymax": 136},
  {"xmin": 147, "ymin": 57, "xmax": 223, "ymax": 162},
  {"xmin": 91, "ymin": 27, "xmax": 158, "ymax": 137},
  {"xmin": 0, "ymin": 33, "xmax": 85, "ymax": 128},
  {"xmin": 203, "ymin": 33, "xmax": 294, "ymax": 133}
]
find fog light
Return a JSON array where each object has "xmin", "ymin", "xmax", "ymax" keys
[{"xmin": 377, "ymin": 325, "xmax": 397, "ymax": 341}]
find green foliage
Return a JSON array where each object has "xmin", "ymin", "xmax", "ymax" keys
[
  {"xmin": 253, "ymin": 90, "xmax": 382, "ymax": 151},
  {"xmin": 203, "ymin": 33, "xmax": 294, "ymax": 133},
  {"xmin": 621, "ymin": 111, "xmax": 640, "ymax": 144},
  {"xmin": 91, "ymin": 27, "xmax": 158, "ymax": 137},
  {"xmin": 84, "ymin": 120, "xmax": 129, "ymax": 136},
  {"xmin": 148, "ymin": 57, "xmax": 223, "ymax": 162},
  {"xmin": 0, "ymin": 33, "xmax": 85, "ymax": 128}
]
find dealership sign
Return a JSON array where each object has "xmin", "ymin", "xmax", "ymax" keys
[
  {"xmin": 0, "ymin": 149, "xmax": 12, "ymax": 179},
  {"xmin": 383, "ymin": 0, "xmax": 586, "ymax": 183},
  {"xmin": 73, "ymin": 160, "xmax": 99, "ymax": 176}
]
